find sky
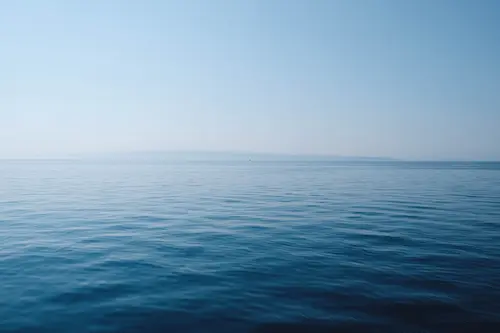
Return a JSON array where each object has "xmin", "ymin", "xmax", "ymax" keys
[{"xmin": 1, "ymin": 0, "xmax": 499, "ymax": 160}]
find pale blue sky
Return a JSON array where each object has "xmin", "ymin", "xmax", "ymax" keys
[{"xmin": 1, "ymin": 0, "xmax": 499, "ymax": 160}]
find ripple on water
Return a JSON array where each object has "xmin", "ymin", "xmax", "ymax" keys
[{"xmin": 0, "ymin": 161, "xmax": 500, "ymax": 333}]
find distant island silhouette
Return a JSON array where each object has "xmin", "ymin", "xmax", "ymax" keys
[{"xmin": 81, "ymin": 151, "xmax": 399, "ymax": 162}]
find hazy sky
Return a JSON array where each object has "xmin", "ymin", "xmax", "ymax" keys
[{"xmin": 1, "ymin": 0, "xmax": 499, "ymax": 160}]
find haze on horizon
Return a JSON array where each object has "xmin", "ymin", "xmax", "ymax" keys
[{"xmin": 1, "ymin": 0, "xmax": 499, "ymax": 161}]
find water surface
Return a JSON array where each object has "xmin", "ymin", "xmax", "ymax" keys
[{"xmin": 1, "ymin": 160, "xmax": 499, "ymax": 332}]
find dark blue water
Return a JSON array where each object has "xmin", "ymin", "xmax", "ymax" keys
[{"xmin": 1, "ymin": 160, "xmax": 500, "ymax": 333}]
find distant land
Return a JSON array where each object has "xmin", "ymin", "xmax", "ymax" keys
[
  {"xmin": 2, "ymin": 152, "xmax": 500, "ymax": 163},
  {"xmin": 79, "ymin": 151, "xmax": 399, "ymax": 162}
]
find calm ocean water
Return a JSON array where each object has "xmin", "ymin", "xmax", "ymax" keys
[{"xmin": 1, "ymin": 160, "xmax": 499, "ymax": 333}]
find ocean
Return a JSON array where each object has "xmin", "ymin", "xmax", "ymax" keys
[{"xmin": 1, "ymin": 160, "xmax": 499, "ymax": 332}]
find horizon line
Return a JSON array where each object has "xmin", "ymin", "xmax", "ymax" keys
[{"xmin": 0, "ymin": 150, "xmax": 499, "ymax": 163}]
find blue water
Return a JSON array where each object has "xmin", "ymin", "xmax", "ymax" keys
[{"xmin": 1, "ymin": 160, "xmax": 499, "ymax": 333}]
